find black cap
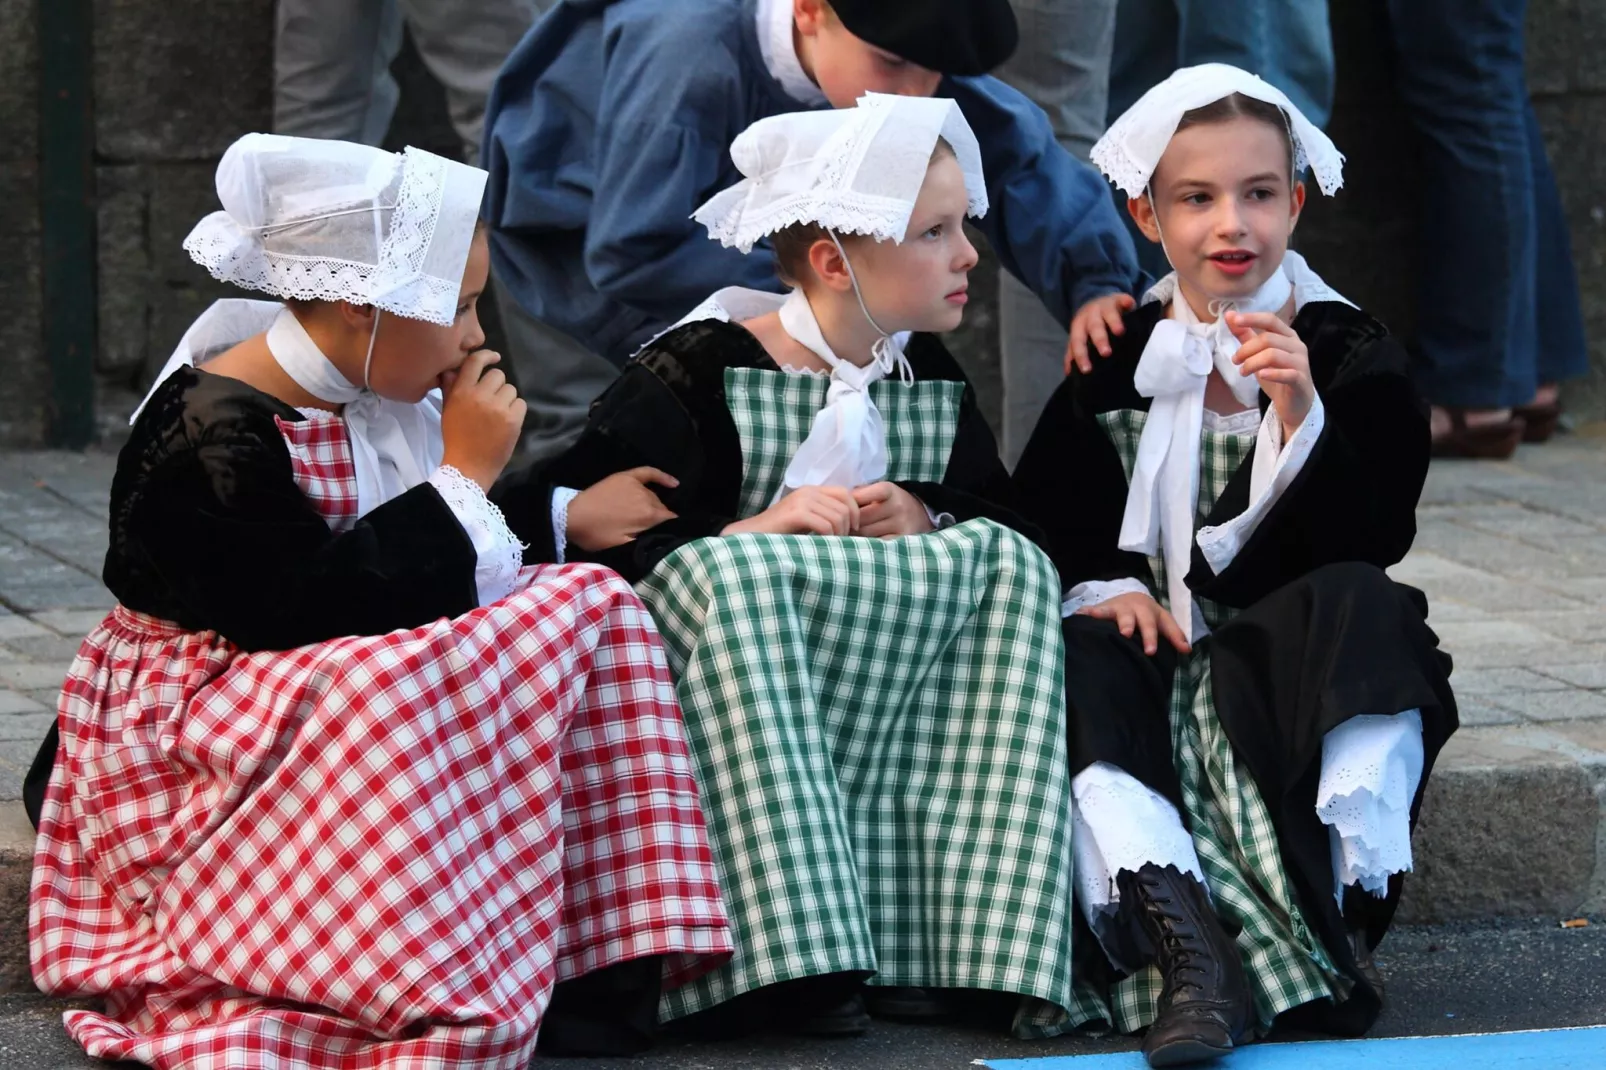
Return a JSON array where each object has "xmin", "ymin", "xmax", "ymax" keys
[{"xmin": 830, "ymin": 0, "xmax": 1019, "ymax": 77}]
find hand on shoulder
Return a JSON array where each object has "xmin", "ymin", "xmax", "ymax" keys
[{"xmin": 1065, "ymin": 292, "xmax": 1137, "ymax": 375}]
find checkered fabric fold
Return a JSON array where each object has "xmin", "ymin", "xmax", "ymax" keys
[
  {"xmin": 29, "ymin": 412, "xmax": 731, "ymax": 1069},
  {"xmin": 637, "ymin": 369, "xmax": 1086, "ymax": 1036},
  {"xmin": 1092, "ymin": 409, "xmax": 1346, "ymax": 1033}
]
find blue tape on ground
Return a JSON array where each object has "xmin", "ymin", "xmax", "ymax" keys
[{"xmin": 984, "ymin": 1025, "xmax": 1606, "ymax": 1069}]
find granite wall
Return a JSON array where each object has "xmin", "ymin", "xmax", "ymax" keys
[{"xmin": 0, "ymin": 0, "xmax": 1603, "ymax": 444}]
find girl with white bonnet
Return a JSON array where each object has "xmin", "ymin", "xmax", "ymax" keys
[
  {"xmin": 1013, "ymin": 65, "xmax": 1458, "ymax": 1065},
  {"xmin": 497, "ymin": 94, "xmax": 1081, "ymax": 1038},
  {"xmin": 23, "ymin": 134, "xmax": 733, "ymax": 1067}
]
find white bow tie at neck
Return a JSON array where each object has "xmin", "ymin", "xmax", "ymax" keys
[
  {"xmin": 1116, "ymin": 268, "xmax": 1290, "ymax": 643},
  {"xmin": 775, "ymin": 287, "xmax": 911, "ymax": 496},
  {"xmin": 266, "ymin": 307, "xmax": 440, "ymax": 517}
]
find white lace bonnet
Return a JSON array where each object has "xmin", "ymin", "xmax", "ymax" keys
[
  {"xmin": 1091, "ymin": 63, "xmax": 1345, "ymax": 198},
  {"xmin": 693, "ymin": 93, "xmax": 988, "ymax": 253},
  {"xmin": 183, "ymin": 133, "xmax": 489, "ymax": 327}
]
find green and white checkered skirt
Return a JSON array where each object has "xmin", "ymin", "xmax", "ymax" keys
[
  {"xmin": 1089, "ymin": 410, "xmax": 1348, "ymax": 1034},
  {"xmin": 637, "ymin": 368, "xmax": 1084, "ymax": 1034}
]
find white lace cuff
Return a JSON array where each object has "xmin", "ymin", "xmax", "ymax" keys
[
  {"xmin": 1195, "ymin": 393, "xmax": 1325, "ymax": 577},
  {"xmin": 1318, "ymin": 709, "xmax": 1424, "ymax": 906},
  {"xmin": 1062, "ymin": 577, "xmax": 1151, "ymax": 619},
  {"xmin": 552, "ymin": 486, "xmax": 581, "ymax": 564},
  {"xmin": 429, "ymin": 465, "xmax": 526, "ymax": 607}
]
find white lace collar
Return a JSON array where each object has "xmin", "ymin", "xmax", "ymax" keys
[{"xmin": 756, "ymin": 0, "xmax": 827, "ymax": 106}]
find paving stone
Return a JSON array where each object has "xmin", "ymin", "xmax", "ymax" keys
[
  {"xmin": 1505, "ymin": 610, "xmax": 1606, "ymax": 645},
  {"xmin": 22, "ymin": 690, "xmax": 57, "ymax": 711},
  {"xmin": 29, "ymin": 610, "xmax": 110, "ymax": 639},
  {"xmin": 0, "ymin": 618, "xmax": 49, "ymax": 642},
  {"xmin": 1540, "ymin": 663, "xmax": 1606, "ymax": 690},
  {"xmin": 1389, "ymin": 550, "xmax": 1590, "ymax": 613},
  {"xmin": 1414, "ymin": 522, "xmax": 1598, "ymax": 583},
  {"xmin": 1490, "ymin": 689, "xmax": 1606, "ymax": 724},
  {"xmin": 1432, "ymin": 619, "xmax": 1565, "ymax": 651},
  {"xmin": 1523, "ymin": 641, "xmax": 1606, "ymax": 669},
  {"xmin": 0, "ymin": 635, "xmax": 84, "ymax": 666},
  {"xmin": 1451, "ymin": 667, "xmax": 1572, "ymax": 695},
  {"xmin": 0, "ymin": 712, "xmax": 54, "ymax": 743},
  {"xmin": 1422, "ymin": 599, "xmax": 1493, "ymax": 625},
  {"xmin": 0, "ymin": 740, "xmax": 39, "ymax": 801},
  {"xmin": 0, "ymin": 691, "xmax": 43, "ymax": 717},
  {"xmin": 1453, "ymin": 700, "xmax": 1526, "ymax": 728},
  {"xmin": 0, "ymin": 664, "xmax": 66, "ymax": 693}
]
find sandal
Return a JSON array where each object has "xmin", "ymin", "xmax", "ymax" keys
[
  {"xmin": 1512, "ymin": 398, "xmax": 1563, "ymax": 443},
  {"xmin": 1431, "ymin": 407, "xmax": 1526, "ymax": 460}
]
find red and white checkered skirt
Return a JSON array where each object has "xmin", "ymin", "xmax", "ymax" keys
[{"xmin": 29, "ymin": 412, "xmax": 732, "ymax": 1069}]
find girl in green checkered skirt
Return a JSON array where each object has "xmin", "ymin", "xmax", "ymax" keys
[
  {"xmin": 499, "ymin": 95, "xmax": 1083, "ymax": 1039},
  {"xmin": 1013, "ymin": 66, "xmax": 1458, "ymax": 1067}
]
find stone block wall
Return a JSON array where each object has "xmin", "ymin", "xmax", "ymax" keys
[
  {"xmin": 92, "ymin": 0, "xmax": 276, "ymax": 433},
  {"xmin": 0, "ymin": 0, "xmax": 45, "ymax": 446},
  {"xmin": 0, "ymin": 0, "xmax": 1603, "ymax": 444}
]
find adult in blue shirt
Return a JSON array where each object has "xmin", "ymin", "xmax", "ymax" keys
[{"xmin": 483, "ymin": 0, "xmax": 1143, "ymax": 462}]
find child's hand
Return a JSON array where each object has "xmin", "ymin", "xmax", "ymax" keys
[
  {"xmin": 440, "ymin": 350, "xmax": 526, "ymax": 490},
  {"xmin": 567, "ymin": 467, "xmax": 680, "ymax": 552},
  {"xmin": 1227, "ymin": 311, "xmax": 1315, "ymax": 442},
  {"xmin": 722, "ymin": 486, "xmax": 859, "ymax": 537},
  {"xmin": 1065, "ymin": 292, "xmax": 1137, "ymax": 375},
  {"xmin": 851, "ymin": 482, "xmax": 933, "ymax": 538},
  {"xmin": 1076, "ymin": 591, "xmax": 1190, "ymax": 656}
]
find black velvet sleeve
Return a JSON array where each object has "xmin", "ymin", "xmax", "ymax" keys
[
  {"xmin": 105, "ymin": 369, "xmax": 479, "ymax": 653},
  {"xmin": 1186, "ymin": 303, "xmax": 1430, "ymax": 607},
  {"xmin": 1011, "ymin": 306, "xmax": 1161, "ymax": 595},
  {"xmin": 497, "ymin": 321, "xmax": 760, "ymax": 584},
  {"xmin": 894, "ymin": 335, "xmax": 1046, "ymax": 547}
]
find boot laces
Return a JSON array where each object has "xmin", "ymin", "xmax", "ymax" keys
[{"xmin": 1140, "ymin": 880, "xmax": 1211, "ymax": 999}]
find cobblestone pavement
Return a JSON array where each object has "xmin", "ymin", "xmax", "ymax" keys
[{"xmin": 2, "ymin": 432, "xmax": 1606, "ymax": 801}]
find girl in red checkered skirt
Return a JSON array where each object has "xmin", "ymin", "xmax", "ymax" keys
[{"xmin": 22, "ymin": 134, "xmax": 732, "ymax": 1069}]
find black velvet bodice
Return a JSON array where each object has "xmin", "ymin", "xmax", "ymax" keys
[
  {"xmin": 104, "ymin": 367, "xmax": 484, "ymax": 653},
  {"xmin": 1012, "ymin": 300, "xmax": 1431, "ymax": 609},
  {"xmin": 494, "ymin": 320, "xmax": 1042, "ymax": 584}
]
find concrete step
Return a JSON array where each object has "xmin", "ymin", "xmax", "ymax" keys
[{"xmin": 0, "ymin": 722, "xmax": 1601, "ymax": 994}]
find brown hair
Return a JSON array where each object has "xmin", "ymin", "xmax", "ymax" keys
[
  {"xmin": 768, "ymin": 137, "xmax": 958, "ymax": 286},
  {"xmin": 1173, "ymin": 92, "xmax": 1295, "ymax": 179}
]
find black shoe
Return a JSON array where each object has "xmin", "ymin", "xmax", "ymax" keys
[
  {"xmin": 1119, "ymin": 864, "xmax": 1252, "ymax": 1068},
  {"xmin": 1350, "ymin": 928, "xmax": 1385, "ymax": 1006},
  {"xmin": 789, "ymin": 993, "xmax": 871, "ymax": 1037},
  {"xmin": 864, "ymin": 985, "xmax": 947, "ymax": 1021}
]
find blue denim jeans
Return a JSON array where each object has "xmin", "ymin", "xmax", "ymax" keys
[
  {"xmin": 1106, "ymin": 0, "xmax": 1336, "ymax": 278},
  {"xmin": 1388, "ymin": 0, "xmax": 1588, "ymax": 407}
]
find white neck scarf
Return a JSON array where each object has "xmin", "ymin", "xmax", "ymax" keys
[
  {"xmin": 1116, "ymin": 262, "xmax": 1293, "ymax": 642},
  {"xmin": 266, "ymin": 306, "xmax": 441, "ymax": 517},
  {"xmin": 776, "ymin": 288, "xmax": 912, "ymax": 496}
]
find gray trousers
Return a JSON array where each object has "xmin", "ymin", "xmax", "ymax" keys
[
  {"xmin": 995, "ymin": 0, "xmax": 1119, "ymax": 468},
  {"xmin": 494, "ymin": 276, "xmax": 623, "ymax": 466},
  {"xmin": 273, "ymin": 0, "xmax": 541, "ymax": 160}
]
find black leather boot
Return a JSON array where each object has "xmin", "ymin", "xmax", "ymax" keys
[{"xmin": 1118, "ymin": 864, "xmax": 1252, "ymax": 1067}]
